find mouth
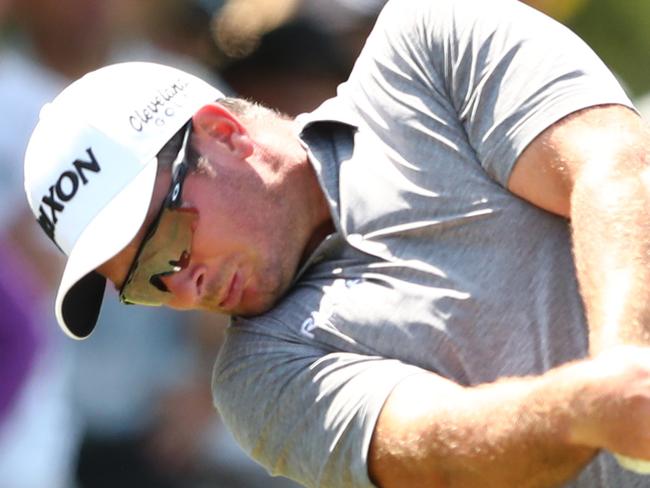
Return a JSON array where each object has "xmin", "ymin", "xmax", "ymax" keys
[{"xmin": 219, "ymin": 270, "xmax": 243, "ymax": 311}]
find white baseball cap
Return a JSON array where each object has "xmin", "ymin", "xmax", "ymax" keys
[{"xmin": 24, "ymin": 62, "xmax": 224, "ymax": 339}]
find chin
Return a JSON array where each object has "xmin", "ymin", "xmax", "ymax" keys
[
  {"xmin": 197, "ymin": 290, "xmax": 278, "ymax": 317},
  {"xmin": 235, "ymin": 295, "xmax": 279, "ymax": 317},
  {"xmin": 238, "ymin": 283, "xmax": 293, "ymax": 316},
  {"xmin": 204, "ymin": 264, "xmax": 294, "ymax": 316}
]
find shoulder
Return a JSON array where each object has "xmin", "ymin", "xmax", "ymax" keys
[{"xmin": 212, "ymin": 293, "xmax": 332, "ymax": 379}]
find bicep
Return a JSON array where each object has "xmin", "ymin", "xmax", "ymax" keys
[
  {"xmin": 368, "ymin": 366, "xmax": 599, "ymax": 488},
  {"xmin": 369, "ymin": 373, "xmax": 463, "ymax": 488},
  {"xmin": 507, "ymin": 104, "xmax": 644, "ymax": 218}
]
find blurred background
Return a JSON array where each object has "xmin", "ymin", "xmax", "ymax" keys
[{"xmin": 0, "ymin": 1, "xmax": 649, "ymax": 487}]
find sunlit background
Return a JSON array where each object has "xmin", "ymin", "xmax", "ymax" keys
[{"xmin": 0, "ymin": 1, "xmax": 649, "ymax": 487}]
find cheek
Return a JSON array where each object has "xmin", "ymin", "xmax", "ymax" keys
[
  {"xmin": 190, "ymin": 213, "xmax": 262, "ymax": 265},
  {"xmin": 186, "ymin": 176, "xmax": 278, "ymax": 261}
]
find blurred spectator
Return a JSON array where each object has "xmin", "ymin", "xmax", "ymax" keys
[
  {"xmin": 0, "ymin": 243, "xmax": 39, "ymax": 438},
  {"xmin": 220, "ymin": 18, "xmax": 350, "ymax": 115},
  {"xmin": 300, "ymin": 0, "xmax": 385, "ymax": 30},
  {"xmin": 10, "ymin": 0, "xmax": 112, "ymax": 79},
  {"xmin": 298, "ymin": 0, "xmax": 386, "ymax": 67},
  {"xmin": 211, "ymin": 0, "xmax": 300, "ymax": 62},
  {"xmin": 213, "ymin": 0, "xmax": 394, "ymax": 113},
  {"xmin": 73, "ymin": 301, "xmax": 220, "ymax": 488},
  {"xmin": 0, "ymin": 4, "xmax": 81, "ymax": 486},
  {"xmin": 108, "ymin": 0, "xmax": 227, "ymax": 89},
  {"xmin": 210, "ymin": 0, "xmax": 382, "ymax": 116}
]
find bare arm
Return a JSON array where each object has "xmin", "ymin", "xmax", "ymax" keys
[
  {"xmin": 369, "ymin": 364, "xmax": 593, "ymax": 488},
  {"xmin": 508, "ymin": 104, "xmax": 650, "ymax": 352},
  {"xmin": 369, "ymin": 346, "xmax": 650, "ymax": 487}
]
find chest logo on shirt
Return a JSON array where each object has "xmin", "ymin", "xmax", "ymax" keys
[
  {"xmin": 299, "ymin": 278, "xmax": 362, "ymax": 339},
  {"xmin": 299, "ymin": 315, "xmax": 320, "ymax": 340}
]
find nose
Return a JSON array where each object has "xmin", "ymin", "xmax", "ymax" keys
[{"xmin": 160, "ymin": 265, "xmax": 207, "ymax": 309}]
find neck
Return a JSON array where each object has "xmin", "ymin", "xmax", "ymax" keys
[
  {"xmin": 301, "ymin": 217, "xmax": 335, "ymax": 265},
  {"xmin": 297, "ymin": 150, "xmax": 335, "ymax": 266}
]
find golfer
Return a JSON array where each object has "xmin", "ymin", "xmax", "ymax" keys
[{"xmin": 24, "ymin": 0, "xmax": 650, "ymax": 486}]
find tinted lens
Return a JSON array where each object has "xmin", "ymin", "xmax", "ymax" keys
[{"xmin": 120, "ymin": 206, "xmax": 198, "ymax": 306}]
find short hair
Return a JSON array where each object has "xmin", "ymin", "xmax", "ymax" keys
[
  {"xmin": 219, "ymin": 96, "xmax": 290, "ymax": 121},
  {"xmin": 155, "ymin": 95, "xmax": 285, "ymax": 172}
]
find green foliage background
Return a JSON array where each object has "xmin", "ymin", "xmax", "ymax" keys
[{"xmin": 568, "ymin": 0, "xmax": 650, "ymax": 97}]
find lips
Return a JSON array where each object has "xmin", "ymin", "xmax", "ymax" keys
[{"xmin": 219, "ymin": 270, "xmax": 242, "ymax": 310}]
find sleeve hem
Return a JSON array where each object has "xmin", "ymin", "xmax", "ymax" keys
[{"xmin": 486, "ymin": 94, "xmax": 636, "ymax": 187}]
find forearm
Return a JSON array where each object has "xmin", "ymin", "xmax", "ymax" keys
[
  {"xmin": 369, "ymin": 361, "xmax": 598, "ymax": 488},
  {"xmin": 570, "ymin": 118, "xmax": 650, "ymax": 353}
]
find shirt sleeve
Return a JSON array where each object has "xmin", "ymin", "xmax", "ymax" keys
[
  {"xmin": 212, "ymin": 317, "xmax": 424, "ymax": 488},
  {"xmin": 444, "ymin": 0, "xmax": 634, "ymax": 186},
  {"xmin": 344, "ymin": 0, "xmax": 635, "ymax": 187}
]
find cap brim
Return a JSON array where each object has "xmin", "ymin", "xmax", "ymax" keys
[{"xmin": 55, "ymin": 157, "xmax": 159, "ymax": 339}]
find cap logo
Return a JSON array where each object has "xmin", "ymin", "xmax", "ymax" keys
[
  {"xmin": 128, "ymin": 79, "xmax": 190, "ymax": 133},
  {"xmin": 37, "ymin": 148, "xmax": 101, "ymax": 246}
]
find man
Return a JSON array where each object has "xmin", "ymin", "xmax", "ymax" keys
[{"xmin": 22, "ymin": 0, "xmax": 650, "ymax": 486}]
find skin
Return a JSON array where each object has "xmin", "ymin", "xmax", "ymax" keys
[
  {"xmin": 100, "ymin": 100, "xmax": 650, "ymax": 486},
  {"xmin": 98, "ymin": 102, "xmax": 333, "ymax": 316}
]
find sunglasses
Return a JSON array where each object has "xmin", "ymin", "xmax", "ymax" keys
[{"xmin": 119, "ymin": 123, "xmax": 199, "ymax": 306}]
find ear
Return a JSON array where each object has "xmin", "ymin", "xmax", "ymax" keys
[{"xmin": 192, "ymin": 103, "xmax": 254, "ymax": 159}]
